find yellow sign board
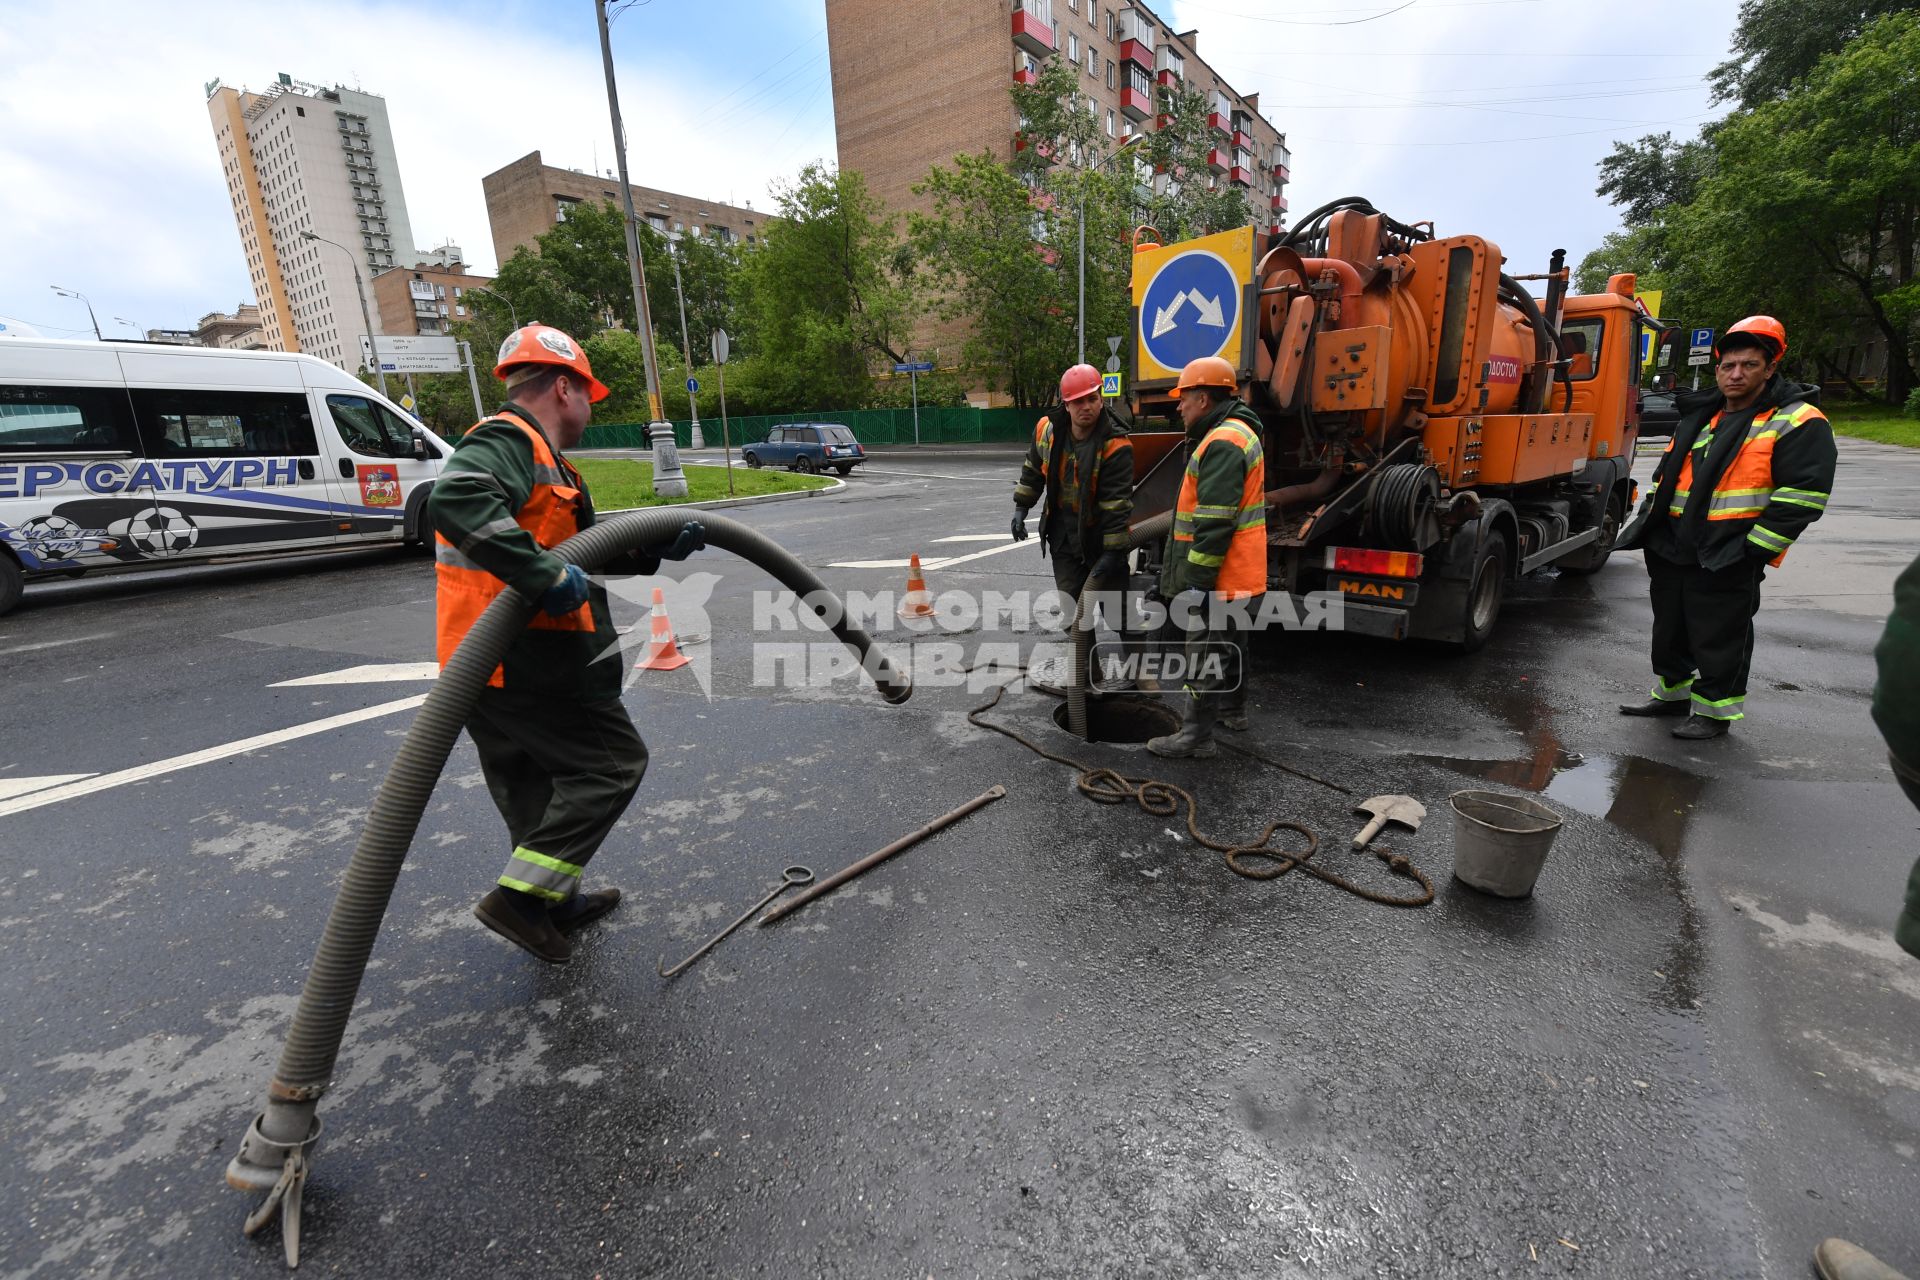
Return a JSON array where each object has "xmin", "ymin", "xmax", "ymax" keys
[
  {"xmin": 1131, "ymin": 225, "xmax": 1256, "ymax": 383},
  {"xmin": 1636, "ymin": 289, "xmax": 1663, "ymax": 368}
]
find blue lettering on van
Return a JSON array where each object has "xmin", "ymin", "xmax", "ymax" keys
[
  {"xmin": 0, "ymin": 458, "xmax": 306, "ymax": 499},
  {"xmin": 83, "ymin": 462, "xmax": 126, "ymax": 494},
  {"xmin": 232, "ymin": 459, "xmax": 266, "ymax": 486}
]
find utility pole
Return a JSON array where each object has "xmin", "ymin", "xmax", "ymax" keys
[
  {"xmin": 596, "ymin": 0, "xmax": 684, "ymax": 495},
  {"xmin": 670, "ymin": 244, "xmax": 704, "ymax": 449},
  {"xmin": 300, "ymin": 232, "xmax": 389, "ymax": 398}
]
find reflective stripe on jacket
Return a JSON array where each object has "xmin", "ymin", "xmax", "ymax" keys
[
  {"xmin": 1171, "ymin": 410, "xmax": 1266, "ymax": 599},
  {"xmin": 1663, "ymin": 399, "xmax": 1828, "ymax": 566},
  {"xmin": 1013, "ymin": 405, "xmax": 1135, "ymax": 557},
  {"xmin": 434, "ymin": 409, "xmax": 595, "ymax": 687}
]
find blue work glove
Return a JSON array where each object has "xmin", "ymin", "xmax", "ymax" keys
[
  {"xmin": 539, "ymin": 563, "xmax": 591, "ymax": 616},
  {"xmin": 653, "ymin": 521, "xmax": 705, "ymax": 562},
  {"xmin": 1011, "ymin": 508, "xmax": 1031, "ymax": 542}
]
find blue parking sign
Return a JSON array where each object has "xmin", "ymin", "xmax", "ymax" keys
[{"xmin": 1691, "ymin": 328, "xmax": 1714, "ymax": 349}]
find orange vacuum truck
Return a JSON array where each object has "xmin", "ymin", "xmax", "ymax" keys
[{"xmin": 1125, "ymin": 197, "xmax": 1649, "ymax": 649}]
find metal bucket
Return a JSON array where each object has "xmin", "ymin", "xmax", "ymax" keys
[{"xmin": 1448, "ymin": 790, "xmax": 1564, "ymax": 898}]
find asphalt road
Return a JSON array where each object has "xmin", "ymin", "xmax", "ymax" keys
[{"xmin": 2, "ymin": 442, "xmax": 1916, "ymax": 1278}]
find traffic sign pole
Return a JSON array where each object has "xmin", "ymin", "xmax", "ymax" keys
[
  {"xmin": 712, "ymin": 329, "xmax": 733, "ymax": 493},
  {"xmin": 461, "ymin": 340, "xmax": 485, "ymax": 423}
]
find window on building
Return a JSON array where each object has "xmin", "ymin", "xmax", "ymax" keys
[
  {"xmin": 1105, "ymin": 108, "xmax": 1115, "ymax": 136},
  {"xmin": 1068, "ymin": 33, "xmax": 1078, "ymax": 62},
  {"xmin": 1106, "ymin": 59, "xmax": 1115, "ymax": 89},
  {"xmin": 1086, "ymin": 44, "xmax": 1098, "ymax": 75},
  {"xmin": 1106, "ymin": 10, "xmax": 1116, "ymax": 38},
  {"xmin": 296, "ymin": 106, "xmax": 305, "ymax": 117}
]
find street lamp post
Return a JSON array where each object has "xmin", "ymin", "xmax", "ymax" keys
[
  {"xmin": 470, "ymin": 285, "xmax": 518, "ymax": 331},
  {"xmin": 113, "ymin": 317, "xmax": 145, "ymax": 339},
  {"xmin": 670, "ymin": 243, "xmax": 704, "ymax": 449},
  {"xmin": 1077, "ymin": 133, "xmax": 1143, "ymax": 365},
  {"xmin": 299, "ymin": 230, "xmax": 390, "ymax": 399},
  {"xmin": 49, "ymin": 286, "xmax": 102, "ymax": 340},
  {"xmin": 595, "ymin": 0, "xmax": 686, "ymax": 497}
]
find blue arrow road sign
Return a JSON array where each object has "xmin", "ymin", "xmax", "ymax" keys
[
  {"xmin": 686, "ymin": 377, "xmax": 699, "ymax": 393},
  {"xmin": 1691, "ymin": 327, "xmax": 1714, "ymax": 349},
  {"xmin": 1140, "ymin": 249, "xmax": 1239, "ymax": 371},
  {"xmin": 894, "ymin": 361, "xmax": 934, "ymax": 373}
]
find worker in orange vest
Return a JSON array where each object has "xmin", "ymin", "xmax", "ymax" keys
[
  {"xmin": 431, "ymin": 324, "xmax": 703, "ymax": 964},
  {"xmin": 1147, "ymin": 356, "xmax": 1266, "ymax": 759},
  {"xmin": 1617, "ymin": 315, "xmax": 1837, "ymax": 740},
  {"xmin": 1010, "ymin": 362, "xmax": 1135, "ymax": 600}
]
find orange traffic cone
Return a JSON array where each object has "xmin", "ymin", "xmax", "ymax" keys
[
  {"xmin": 898, "ymin": 553, "xmax": 936, "ymax": 622},
  {"xmin": 635, "ymin": 586, "xmax": 691, "ymax": 671}
]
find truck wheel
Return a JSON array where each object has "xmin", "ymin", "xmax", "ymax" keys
[
  {"xmin": 1558, "ymin": 491, "xmax": 1625, "ymax": 576},
  {"xmin": 0, "ymin": 554, "xmax": 22, "ymax": 617},
  {"xmin": 1458, "ymin": 533, "xmax": 1508, "ymax": 653},
  {"xmin": 796, "ymin": 456, "xmax": 816, "ymax": 474}
]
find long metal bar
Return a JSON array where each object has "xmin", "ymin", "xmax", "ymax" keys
[
  {"xmin": 658, "ymin": 866, "xmax": 812, "ymax": 978},
  {"xmin": 757, "ymin": 785, "xmax": 1007, "ymax": 926}
]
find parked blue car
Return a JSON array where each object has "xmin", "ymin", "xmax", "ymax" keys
[{"xmin": 741, "ymin": 422, "xmax": 867, "ymax": 476}]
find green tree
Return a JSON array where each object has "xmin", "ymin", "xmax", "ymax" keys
[
  {"xmin": 1707, "ymin": 0, "xmax": 1920, "ymax": 109},
  {"xmin": 1595, "ymin": 130, "xmax": 1717, "ymax": 229},
  {"xmin": 729, "ymin": 163, "xmax": 918, "ymax": 412},
  {"xmin": 1136, "ymin": 80, "xmax": 1258, "ymax": 241}
]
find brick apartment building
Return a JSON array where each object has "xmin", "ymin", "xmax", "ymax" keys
[
  {"xmin": 827, "ymin": 0, "xmax": 1290, "ymax": 235},
  {"xmin": 482, "ymin": 150, "xmax": 769, "ymax": 266},
  {"xmin": 370, "ymin": 252, "xmax": 494, "ymax": 338}
]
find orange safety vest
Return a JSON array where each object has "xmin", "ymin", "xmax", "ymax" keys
[
  {"xmin": 1665, "ymin": 399, "xmax": 1822, "ymax": 566},
  {"xmin": 1173, "ymin": 417, "xmax": 1266, "ymax": 599},
  {"xmin": 434, "ymin": 410, "xmax": 595, "ymax": 687}
]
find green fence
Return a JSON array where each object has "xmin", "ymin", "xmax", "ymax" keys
[{"xmin": 580, "ymin": 405, "xmax": 1039, "ymax": 450}]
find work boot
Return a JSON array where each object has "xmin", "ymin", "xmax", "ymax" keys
[
  {"xmin": 474, "ymin": 887, "xmax": 571, "ymax": 965},
  {"xmin": 1671, "ymin": 715, "xmax": 1731, "ymax": 740},
  {"xmin": 1619, "ymin": 698, "xmax": 1691, "ymax": 717},
  {"xmin": 550, "ymin": 886, "xmax": 622, "ymax": 933},
  {"xmin": 1148, "ymin": 693, "xmax": 1218, "ymax": 758},
  {"xmin": 1814, "ymin": 1238, "xmax": 1910, "ymax": 1280},
  {"xmin": 1218, "ymin": 690, "xmax": 1249, "ymax": 732}
]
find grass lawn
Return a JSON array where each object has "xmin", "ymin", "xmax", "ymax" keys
[
  {"xmin": 573, "ymin": 457, "xmax": 834, "ymax": 510},
  {"xmin": 1825, "ymin": 401, "xmax": 1920, "ymax": 448}
]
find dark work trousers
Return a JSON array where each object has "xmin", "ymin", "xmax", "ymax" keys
[
  {"xmin": 467, "ymin": 688, "xmax": 649, "ymax": 893},
  {"xmin": 1645, "ymin": 550, "xmax": 1766, "ymax": 720},
  {"xmin": 1157, "ymin": 600, "xmax": 1251, "ymax": 708}
]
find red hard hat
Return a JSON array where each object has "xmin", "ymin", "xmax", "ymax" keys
[
  {"xmin": 494, "ymin": 324, "xmax": 610, "ymax": 403},
  {"xmin": 1175, "ymin": 355, "xmax": 1237, "ymax": 393},
  {"xmin": 1060, "ymin": 363, "xmax": 1103, "ymax": 403},
  {"xmin": 1715, "ymin": 315, "xmax": 1787, "ymax": 362}
]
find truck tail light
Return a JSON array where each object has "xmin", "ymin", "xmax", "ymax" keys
[{"xmin": 1324, "ymin": 547, "xmax": 1424, "ymax": 577}]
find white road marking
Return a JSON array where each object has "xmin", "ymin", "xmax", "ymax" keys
[
  {"xmin": 271, "ymin": 662, "xmax": 441, "ymax": 687},
  {"xmin": 0, "ymin": 774, "xmax": 97, "ymax": 802},
  {"xmin": 0, "ymin": 632, "xmax": 116, "ymax": 656},
  {"xmin": 932, "ymin": 534, "xmax": 1015, "ymax": 543},
  {"xmin": 0, "ymin": 695, "xmax": 429, "ymax": 818},
  {"xmin": 830, "ymin": 538, "xmax": 1035, "ymax": 572}
]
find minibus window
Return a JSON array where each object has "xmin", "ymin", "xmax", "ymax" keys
[
  {"xmin": 130, "ymin": 390, "xmax": 318, "ymax": 458},
  {"xmin": 0, "ymin": 384, "xmax": 139, "ymax": 453},
  {"xmin": 326, "ymin": 395, "xmax": 416, "ymax": 459}
]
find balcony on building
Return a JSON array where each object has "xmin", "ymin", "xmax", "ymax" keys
[
  {"xmin": 1271, "ymin": 191, "xmax": 1289, "ymax": 213},
  {"xmin": 1230, "ymin": 166, "xmax": 1252, "ymax": 187},
  {"xmin": 1121, "ymin": 64, "xmax": 1153, "ymax": 121},
  {"xmin": 1012, "ymin": 0, "xmax": 1055, "ymax": 56},
  {"xmin": 1207, "ymin": 146, "xmax": 1229, "ymax": 174},
  {"xmin": 1208, "ymin": 90, "xmax": 1233, "ymax": 135},
  {"xmin": 1117, "ymin": 6, "xmax": 1154, "ymax": 67},
  {"xmin": 1271, "ymin": 139, "xmax": 1292, "ymax": 180},
  {"xmin": 1154, "ymin": 45, "xmax": 1183, "ymax": 85},
  {"xmin": 1231, "ymin": 113, "xmax": 1254, "ymax": 151},
  {"xmin": 1013, "ymin": 52, "xmax": 1040, "ymax": 86}
]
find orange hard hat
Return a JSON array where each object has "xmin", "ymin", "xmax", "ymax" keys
[
  {"xmin": 1175, "ymin": 355, "xmax": 1237, "ymax": 393},
  {"xmin": 1715, "ymin": 315, "xmax": 1787, "ymax": 362},
  {"xmin": 494, "ymin": 324, "xmax": 610, "ymax": 403},
  {"xmin": 1060, "ymin": 363, "xmax": 1103, "ymax": 402}
]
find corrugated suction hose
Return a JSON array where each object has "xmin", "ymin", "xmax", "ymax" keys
[{"xmin": 230, "ymin": 507, "xmax": 911, "ymax": 1186}]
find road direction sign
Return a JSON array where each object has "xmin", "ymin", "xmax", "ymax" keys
[
  {"xmin": 711, "ymin": 328, "xmax": 730, "ymax": 365},
  {"xmin": 360, "ymin": 334, "xmax": 460, "ymax": 374},
  {"xmin": 893, "ymin": 361, "xmax": 934, "ymax": 373},
  {"xmin": 686, "ymin": 377, "xmax": 699, "ymax": 394},
  {"xmin": 1687, "ymin": 354, "xmax": 1711, "ymax": 366},
  {"xmin": 1101, "ymin": 372, "xmax": 1122, "ymax": 398},
  {"xmin": 1106, "ymin": 335, "xmax": 1124, "ymax": 358},
  {"xmin": 1131, "ymin": 224, "xmax": 1253, "ymax": 382},
  {"xmin": 399, "ymin": 393, "xmax": 416, "ymax": 411}
]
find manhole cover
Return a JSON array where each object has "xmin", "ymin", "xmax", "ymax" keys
[{"xmin": 1052, "ymin": 694, "xmax": 1179, "ymax": 744}]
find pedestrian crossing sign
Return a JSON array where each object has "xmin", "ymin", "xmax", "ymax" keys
[{"xmin": 1101, "ymin": 372, "xmax": 1122, "ymax": 398}]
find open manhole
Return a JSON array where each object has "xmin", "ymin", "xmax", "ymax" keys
[{"xmin": 1051, "ymin": 694, "xmax": 1180, "ymax": 744}]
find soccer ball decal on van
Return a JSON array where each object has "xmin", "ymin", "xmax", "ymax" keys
[{"xmin": 125, "ymin": 505, "xmax": 200, "ymax": 557}]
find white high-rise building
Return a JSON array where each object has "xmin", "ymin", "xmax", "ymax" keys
[{"xmin": 206, "ymin": 73, "xmax": 422, "ymax": 371}]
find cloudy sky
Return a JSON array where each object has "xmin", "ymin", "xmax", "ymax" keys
[{"xmin": 0, "ymin": 0, "xmax": 1741, "ymax": 339}]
